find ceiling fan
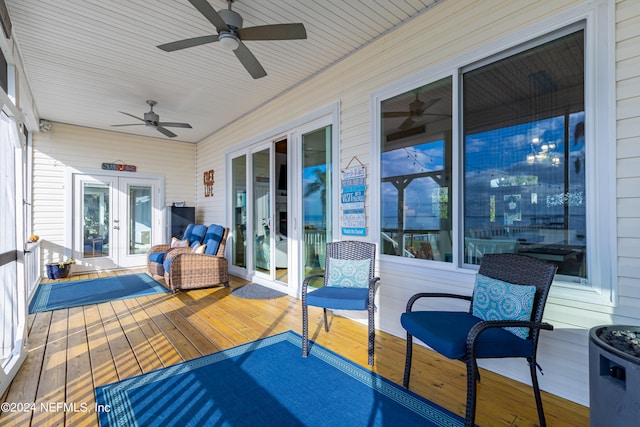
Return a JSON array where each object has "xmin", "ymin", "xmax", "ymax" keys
[
  {"xmin": 157, "ymin": 0, "xmax": 307, "ymax": 79},
  {"xmin": 111, "ymin": 100, "xmax": 192, "ymax": 138},
  {"xmin": 383, "ymin": 90, "xmax": 446, "ymax": 130}
]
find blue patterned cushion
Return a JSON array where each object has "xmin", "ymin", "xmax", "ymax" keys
[
  {"xmin": 326, "ymin": 258, "xmax": 370, "ymax": 288},
  {"xmin": 472, "ymin": 274, "xmax": 536, "ymax": 339}
]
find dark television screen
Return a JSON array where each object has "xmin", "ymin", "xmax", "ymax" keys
[{"xmin": 278, "ymin": 164, "xmax": 287, "ymax": 191}]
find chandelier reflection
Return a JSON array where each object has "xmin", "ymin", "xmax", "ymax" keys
[{"xmin": 526, "ymin": 137, "xmax": 561, "ymax": 167}]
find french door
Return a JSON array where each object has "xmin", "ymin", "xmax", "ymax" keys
[
  {"xmin": 228, "ymin": 120, "xmax": 333, "ymax": 293},
  {"xmin": 72, "ymin": 174, "xmax": 161, "ymax": 271}
]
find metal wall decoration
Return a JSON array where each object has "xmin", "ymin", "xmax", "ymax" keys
[
  {"xmin": 101, "ymin": 161, "xmax": 137, "ymax": 172},
  {"xmin": 204, "ymin": 169, "xmax": 215, "ymax": 197}
]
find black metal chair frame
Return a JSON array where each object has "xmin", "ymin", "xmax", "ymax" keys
[
  {"xmin": 403, "ymin": 253, "xmax": 557, "ymax": 427},
  {"xmin": 301, "ymin": 240, "xmax": 381, "ymax": 366}
]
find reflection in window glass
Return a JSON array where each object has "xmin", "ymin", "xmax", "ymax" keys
[
  {"xmin": 463, "ymin": 29, "xmax": 586, "ymax": 280},
  {"xmin": 380, "ymin": 77, "xmax": 452, "ymax": 262}
]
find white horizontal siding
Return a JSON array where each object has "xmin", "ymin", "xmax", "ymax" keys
[
  {"xmin": 187, "ymin": 0, "xmax": 640, "ymax": 407},
  {"xmin": 32, "ymin": 123, "xmax": 196, "ymax": 266}
]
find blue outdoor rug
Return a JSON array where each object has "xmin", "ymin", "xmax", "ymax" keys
[
  {"xmin": 95, "ymin": 331, "xmax": 465, "ymax": 427},
  {"xmin": 29, "ymin": 273, "xmax": 168, "ymax": 313}
]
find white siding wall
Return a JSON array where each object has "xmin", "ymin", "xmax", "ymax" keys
[
  {"xmin": 191, "ymin": 0, "xmax": 640, "ymax": 406},
  {"xmin": 32, "ymin": 123, "xmax": 196, "ymax": 266}
]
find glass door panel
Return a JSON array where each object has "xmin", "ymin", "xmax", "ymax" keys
[
  {"xmin": 118, "ymin": 178, "xmax": 156, "ymax": 268},
  {"xmin": 127, "ymin": 185, "xmax": 152, "ymax": 255},
  {"xmin": 82, "ymin": 182, "xmax": 111, "ymax": 259},
  {"xmin": 253, "ymin": 148, "xmax": 271, "ymax": 275},
  {"xmin": 301, "ymin": 126, "xmax": 332, "ymax": 280},
  {"xmin": 232, "ymin": 155, "xmax": 247, "ymax": 269}
]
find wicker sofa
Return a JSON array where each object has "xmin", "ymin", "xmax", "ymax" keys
[
  {"xmin": 147, "ymin": 224, "xmax": 207, "ymax": 276},
  {"xmin": 163, "ymin": 224, "xmax": 230, "ymax": 292}
]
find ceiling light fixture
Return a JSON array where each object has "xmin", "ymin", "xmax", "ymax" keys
[{"xmin": 219, "ymin": 32, "xmax": 240, "ymax": 51}]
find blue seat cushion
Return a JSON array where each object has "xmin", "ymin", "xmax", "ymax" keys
[
  {"xmin": 163, "ymin": 257, "xmax": 174, "ymax": 274},
  {"xmin": 400, "ymin": 311, "xmax": 533, "ymax": 360},
  {"xmin": 148, "ymin": 251, "xmax": 166, "ymax": 263},
  {"xmin": 306, "ymin": 287, "xmax": 369, "ymax": 310}
]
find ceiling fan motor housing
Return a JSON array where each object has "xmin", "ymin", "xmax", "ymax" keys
[
  {"xmin": 144, "ymin": 111, "xmax": 160, "ymax": 127},
  {"xmin": 218, "ymin": 9, "xmax": 243, "ymax": 30}
]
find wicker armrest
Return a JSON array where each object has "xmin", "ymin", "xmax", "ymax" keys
[
  {"xmin": 148, "ymin": 243, "xmax": 172, "ymax": 255},
  {"xmin": 164, "ymin": 247, "xmax": 194, "ymax": 262}
]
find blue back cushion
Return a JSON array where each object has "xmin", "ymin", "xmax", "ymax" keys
[
  {"xmin": 186, "ymin": 224, "xmax": 207, "ymax": 247},
  {"xmin": 203, "ymin": 224, "xmax": 225, "ymax": 255},
  {"xmin": 472, "ymin": 274, "xmax": 536, "ymax": 339},
  {"xmin": 180, "ymin": 224, "xmax": 195, "ymax": 240}
]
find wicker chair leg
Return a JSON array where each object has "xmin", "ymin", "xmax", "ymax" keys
[
  {"xmin": 323, "ymin": 308, "xmax": 329, "ymax": 332},
  {"xmin": 465, "ymin": 359, "xmax": 479, "ymax": 427},
  {"xmin": 403, "ymin": 334, "xmax": 413, "ymax": 388},
  {"xmin": 530, "ymin": 359, "xmax": 547, "ymax": 427},
  {"xmin": 302, "ymin": 302, "xmax": 309, "ymax": 358}
]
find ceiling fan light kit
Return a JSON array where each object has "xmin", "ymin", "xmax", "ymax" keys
[
  {"xmin": 157, "ymin": 0, "xmax": 307, "ymax": 79},
  {"xmin": 218, "ymin": 32, "xmax": 240, "ymax": 51}
]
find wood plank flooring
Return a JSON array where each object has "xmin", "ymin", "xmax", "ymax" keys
[{"xmin": 1, "ymin": 268, "xmax": 589, "ymax": 426}]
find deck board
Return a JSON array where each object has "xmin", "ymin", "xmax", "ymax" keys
[{"xmin": 1, "ymin": 268, "xmax": 589, "ymax": 426}]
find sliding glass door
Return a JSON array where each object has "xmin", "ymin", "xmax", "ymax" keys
[
  {"xmin": 227, "ymin": 118, "xmax": 333, "ymax": 293},
  {"xmin": 301, "ymin": 126, "xmax": 332, "ymax": 279},
  {"xmin": 253, "ymin": 147, "xmax": 272, "ymax": 276}
]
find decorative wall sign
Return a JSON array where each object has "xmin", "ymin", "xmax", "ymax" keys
[
  {"xmin": 341, "ymin": 157, "xmax": 366, "ymax": 236},
  {"xmin": 204, "ymin": 169, "xmax": 215, "ymax": 197},
  {"xmin": 101, "ymin": 162, "xmax": 136, "ymax": 172}
]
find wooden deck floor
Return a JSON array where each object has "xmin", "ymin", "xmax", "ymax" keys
[{"xmin": 1, "ymin": 268, "xmax": 588, "ymax": 426}]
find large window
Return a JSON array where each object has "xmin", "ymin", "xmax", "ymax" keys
[
  {"xmin": 380, "ymin": 78, "xmax": 453, "ymax": 262},
  {"xmin": 463, "ymin": 29, "xmax": 586, "ymax": 281},
  {"xmin": 378, "ymin": 24, "xmax": 604, "ymax": 287}
]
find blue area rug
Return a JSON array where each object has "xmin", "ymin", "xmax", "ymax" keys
[
  {"xmin": 29, "ymin": 273, "xmax": 168, "ymax": 313},
  {"xmin": 95, "ymin": 331, "xmax": 465, "ymax": 427}
]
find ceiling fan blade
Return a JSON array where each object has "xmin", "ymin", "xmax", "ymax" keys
[
  {"xmin": 234, "ymin": 41, "xmax": 267, "ymax": 79},
  {"xmin": 188, "ymin": 0, "xmax": 228, "ymax": 33},
  {"xmin": 383, "ymin": 111, "xmax": 411, "ymax": 118},
  {"xmin": 238, "ymin": 23, "xmax": 307, "ymax": 41},
  {"xmin": 158, "ymin": 122, "xmax": 192, "ymax": 129},
  {"xmin": 111, "ymin": 124, "xmax": 145, "ymax": 127},
  {"xmin": 156, "ymin": 126, "xmax": 177, "ymax": 138},
  {"xmin": 118, "ymin": 111, "xmax": 145, "ymax": 122},
  {"xmin": 399, "ymin": 117, "xmax": 415, "ymax": 130},
  {"xmin": 423, "ymin": 113, "xmax": 453, "ymax": 118},
  {"xmin": 420, "ymin": 98, "xmax": 441, "ymax": 113},
  {"xmin": 157, "ymin": 35, "xmax": 219, "ymax": 52}
]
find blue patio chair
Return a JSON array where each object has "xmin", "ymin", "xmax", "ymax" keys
[
  {"xmin": 302, "ymin": 241, "xmax": 381, "ymax": 366},
  {"xmin": 401, "ymin": 253, "xmax": 557, "ymax": 427}
]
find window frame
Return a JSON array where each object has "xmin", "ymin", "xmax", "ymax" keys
[{"xmin": 370, "ymin": 0, "xmax": 616, "ymax": 306}]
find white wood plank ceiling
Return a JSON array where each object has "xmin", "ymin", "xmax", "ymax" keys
[{"xmin": 6, "ymin": 0, "xmax": 440, "ymax": 143}]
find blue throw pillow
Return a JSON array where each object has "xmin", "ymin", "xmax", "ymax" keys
[
  {"xmin": 472, "ymin": 274, "xmax": 536, "ymax": 339},
  {"xmin": 326, "ymin": 258, "xmax": 370, "ymax": 288}
]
